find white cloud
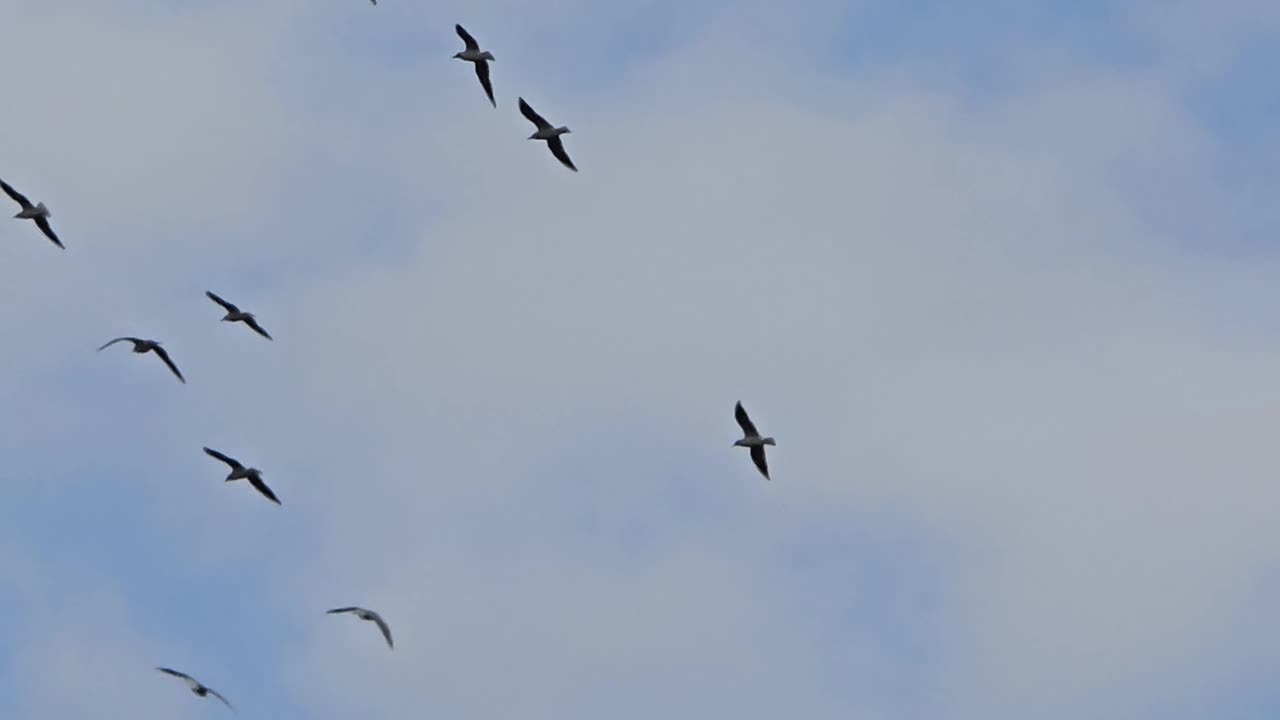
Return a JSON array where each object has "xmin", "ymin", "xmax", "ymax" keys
[{"xmin": 2, "ymin": 2, "xmax": 1279, "ymax": 719}]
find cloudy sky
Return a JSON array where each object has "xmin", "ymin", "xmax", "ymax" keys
[{"xmin": 2, "ymin": 1, "xmax": 1279, "ymax": 718}]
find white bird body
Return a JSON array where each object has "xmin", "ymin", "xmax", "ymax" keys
[
  {"xmin": 530, "ymin": 126, "xmax": 570, "ymax": 141},
  {"xmin": 206, "ymin": 291, "xmax": 273, "ymax": 340},
  {"xmin": 455, "ymin": 48, "xmax": 494, "ymax": 62},
  {"xmin": 14, "ymin": 201, "xmax": 48, "ymax": 220},
  {"xmin": 453, "ymin": 25, "xmax": 497, "ymax": 107},
  {"xmin": 733, "ymin": 402, "xmax": 775, "ymax": 480},
  {"xmin": 157, "ymin": 667, "xmax": 234, "ymax": 712},
  {"xmin": 733, "ymin": 436, "xmax": 776, "ymax": 448},
  {"xmin": 518, "ymin": 97, "xmax": 577, "ymax": 171},
  {"xmin": 97, "ymin": 337, "xmax": 186, "ymax": 383},
  {"xmin": 1, "ymin": 177, "xmax": 63, "ymax": 248},
  {"xmin": 327, "ymin": 606, "xmax": 394, "ymax": 649},
  {"xmin": 203, "ymin": 447, "xmax": 281, "ymax": 505}
]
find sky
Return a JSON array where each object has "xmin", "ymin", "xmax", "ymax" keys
[{"xmin": 1, "ymin": 0, "xmax": 1279, "ymax": 718}]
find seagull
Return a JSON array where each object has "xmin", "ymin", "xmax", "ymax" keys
[
  {"xmin": 518, "ymin": 97, "xmax": 577, "ymax": 172},
  {"xmin": 453, "ymin": 25, "xmax": 496, "ymax": 107},
  {"xmin": 203, "ymin": 447, "xmax": 281, "ymax": 505},
  {"xmin": 206, "ymin": 291, "xmax": 272, "ymax": 340},
  {"xmin": 327, "ymin": 606, "xmax": 394, "ymax": 649},
  {"xmin": 0, "ymin": 177, "xmax": 62, "ymax": 249},
  {"xmin": 733, "ymin": 401, "xmax": 775, "ymax": 480},
  {"xmin": 156, "ymin": 667, "xmax": 234, "ymax": 712},
  {"xmin": 97, "ymin": 337, "xmax": 185, "ymax": 384}
]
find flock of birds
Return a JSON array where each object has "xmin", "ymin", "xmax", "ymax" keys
[{"xmin": 3, "ymin": 14, "xmax": 776, "ymax": 714}]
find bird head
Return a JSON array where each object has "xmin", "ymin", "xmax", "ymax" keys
[{"xmin": 452, "ymin": 52, "xmax": 463, "ymax": 59}]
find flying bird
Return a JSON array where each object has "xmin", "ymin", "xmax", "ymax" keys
[
  {"xmin": 97, "ymin": 337, "xmax": 185, "ymax": 383},
  {"xmin": 156, "ymin": 667, "xmax": 234, "ymax": 712},
  {"xmin": 206, "ymin": 291, "xmax": 272, "ymax": 340},
  {"xmin": 733, "ymin": 401, "xmax": 775, "ymax": 480},
  {"xmin": 453, "ymin": 25, "xmax": 496, "ymax": 107},
  {"xmin": 0, "ymin": 177, "xmax": 62, "ymax": 249},
  {"xmin": 203, "ymin": 447, "xmax": 281, "ymax": 505},
  {"xmin": 327, "ymin": 606, "xmax": 394, "ymax": 649},
  {"xmin": 518, "ymin": 97, "xmax": 576, "ymax": 172}
]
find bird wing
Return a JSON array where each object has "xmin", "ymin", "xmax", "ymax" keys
[
  {"xmin": 734, "ymin": 401, "xmax": 759, "ymax": 438},
  {"xmin": 455, "ymin": 24, "xmax": 479, "ymax": 51},
  {"xmin": 0, "ymin": 177, "xmax": 32, "ymax": 209},
  {"xmin": 369, "ymin": 612, "xmax": 394, "ymax": 649},
  {"xmin": 475, "ymin": 60, "xmax": 496, "ymax": 107},
  {"xmin": 749, "ymin": 444, "xmax": 770, "ymax": 480},
  {"xmin": 97, "ymin": 337, "xmax": 140, "ymax": 352},
  {"xmin": 327, "ymin": 607, "xmax": 360, "ymax": 614},
  {"xmin": 33, "ymin": 216, "xmax": 63, "ymax": 249},
  {"xmin": 158, "ymin": 667, "xmax": 200, "ymax": 690},
  {"xmin": 248, "ymin": 474, "xmax": 282, "ymax": 505},
  {"xmin": 203, "ymin": 447, "xmax": 244, "ymax": 471},
  {"xmin": 518, "ymin": 97, "xmax": 552, "ymax": 130},
  {"xmin": 244, "ymin": 316, "xmax": 273, "ymax": 340},
  {"xmin": 151, "ymin": 345, "xmax": 186, "ymax": 383},
  {"xmin": 547, "ymin": 136, "xmax": 578, "ymax": 172},
  {"xmin": 205, "ymin": 291, "xmax": 238, "ymax": 313},
  {"xmin": 158, "ymin": 666, "xmax": 193, "ymax": 682},
  {"xmin": 205, "ymin": 686, "xmax": 235, "ymax": 712}
]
